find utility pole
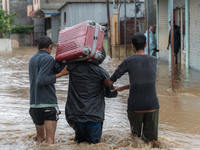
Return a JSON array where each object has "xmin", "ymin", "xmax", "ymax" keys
[
  {"xmin": 106, "ymin": 0, "xmax": 112, "ymax": 58},
  {"xmin": 146, "ymin": 0, "xmax": 150, "ymax": 55},
  {"xmin": 124, "ymin": 0, "xmax": 127, "ymax": 58},
  {"xmin": 134, "ymin": 0, "xmax": 137, "ymax": 33},
  {"xmin": 170, "ymin": 0, "xmax": 175, "ymax": 91},
  {"xmin": 117, "ymin": 0, "xmax": 121, "ymax": 60}
]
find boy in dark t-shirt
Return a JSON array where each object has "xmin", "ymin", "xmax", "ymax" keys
[{"xmin": 104, "ymin": 33, "xmax": 159, "ymax": 148}]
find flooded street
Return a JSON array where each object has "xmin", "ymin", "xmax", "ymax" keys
[{"xmin": 0, "ymin": 47, "xmax": 200, "ymax": 150}]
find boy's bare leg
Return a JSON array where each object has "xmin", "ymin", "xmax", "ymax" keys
[
  {"xmin": 35, "ymin": 125, "xmax": 45, "ymax": 142},
  {"xmin": 44, "ymin": 121, "xmax": 57, "ymax": 144}
]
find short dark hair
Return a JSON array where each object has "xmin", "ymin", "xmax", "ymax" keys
[
  {"xmin": 131, "ymin": 33, "xmax": 146, "ymax": 51},
  {"xmin": 38, "ymin": 36, "xmax": 53, "ymax": 50}
]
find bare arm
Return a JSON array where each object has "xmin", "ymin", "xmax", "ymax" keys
[
  {"xmin": 111, "ymin": 84, "xmax": 130, "ymax": 92},
  {"xmin": 56, "ymin": 65, "xmax": 70, "ymax": 78},
  {"xmin": 104, "ymin": 59, "xmax": 128, "ymax": 86},
  {"xmin": 167, "ymin": 42, "xmax": 170, "ymax": 50},
  {"xmin": 103, "ymin": 78, "xmax": 114, "ymax": 86}
]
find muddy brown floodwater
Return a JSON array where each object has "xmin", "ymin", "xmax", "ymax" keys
[{"xmin": 0, "ymin": 47, "xmax": 200, "ymax": 150}]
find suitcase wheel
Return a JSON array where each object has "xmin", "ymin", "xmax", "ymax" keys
[
  {"xmin": 82, "ymin": 46, "xmax": 91, "ymax": 55},
  {"xmin": 94, "ymin": 51, "xmax": 104, "ymax": 60},
  {"xmin": 87, "ymin": 20, "xmax": 96, "ymax": 27},
  {"xmin": 100, "ymin": 26, "xmax": 108, "ymax": 32}
]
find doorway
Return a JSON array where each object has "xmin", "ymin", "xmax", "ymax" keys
[{"xmin": 174, "ymin": 7, "xmax": 185, "ymax": 65}]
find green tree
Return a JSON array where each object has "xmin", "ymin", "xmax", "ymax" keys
[{"xmin": 0, "ymin": 0, "xmax": 17, "ymax": 38}]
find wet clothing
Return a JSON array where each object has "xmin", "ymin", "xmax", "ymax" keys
[
  {"xmin": 73, "ymin": 122, "xmax": 103, "ymax": 144},
  {"xmin": 54, "ymin": 47, "xmax": 117, "ymax": 143},
  {"xmin": 29, "ymin": 107, "xmax": 61, "ymax": 125},
  {"xmin": 29, "ymin": 50, "xmax": 57, "ymax": 106},
  {"xmin": 128, "ymin": 110, "xmax": 159, "ymax": 141},
  {"xmin": 169, "ymin": 25, "xmax": 180, "ymax": 54},
  {"xmin": 144, "ymin": 29, "xmax": 157, "ymax": 56},
  {"xmin": 110, "ymin": 54, "xmax": 159, "ymax": 141},
  {"xmin": 54, "ymin": 61, "xmax": 117, "ymax": 123},
  {"xmin": 110, "ymin": 54, "xmax": 159, "ymax": 111}
]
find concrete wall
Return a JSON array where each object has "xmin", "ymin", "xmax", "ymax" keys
[
  {"xmin": 0, "ymin": 39, "xmax": 12, "ymax": 51},
  {"xmin": 10, "ymin": 34, "xmax": 32, "ymax": 48},
  {"xmin": 51, "ymin": 15, "xmax": 61, "ymax": 43},
  {"xmin": 33, "ymin": 18, "xmax": 45, "ymax": 45},
  {"xmin": 189, "ymin": 0, "xmax": 200, "ymax": 71},
  {"xmin": 157, "ymin": 0, "xmax": 169, "ymax": 61},
  {"xmin": 149, "ymin": 0, "xmax": 156, "ymax": 26},
  {"xmin": 2, "ymin": 0, "xmax": 10, "ymax": 12},
  {"xmin": 144, "ymin": 0, "xmax": 156, "ymax": 30},
  {"xmin": 9, "ymin": 0, "xmax": 33, "ymax": 26},
  {"xmin": 33, "ymin": 0, "xmax": 40, "ymax": 10}
]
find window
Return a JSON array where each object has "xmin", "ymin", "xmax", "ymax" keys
[{"xmin": 64, "ymin": 12, "xmax": 66, "ymax": 23}]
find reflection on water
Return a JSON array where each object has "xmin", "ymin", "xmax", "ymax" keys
[{"xmin": 0, "ymin": 47, "xmax": 200, "ymax": 149}]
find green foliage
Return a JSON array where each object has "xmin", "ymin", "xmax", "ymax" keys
[
  {"xmin": 0, "ymin": 0, "xmax": 2, "ymax": 9},
  {"xmin": 10, "ymin": 25, "xmax": 33, "ymax": 34},
  {"xmin": 0, "ymin": 9, "xmax": 17, "ymax": 38}
]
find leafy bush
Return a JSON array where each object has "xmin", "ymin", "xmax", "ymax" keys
[
  {"xmin": 0, "ymin": 9, "xmax": 17, "ymax": 38},
  {"xmin": 10, "ymin": 25, "xmax": 33, "ymax": 34}
]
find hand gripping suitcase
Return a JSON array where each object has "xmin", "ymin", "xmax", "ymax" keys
[{"xmin": 55, "ymin": 20, "xmax": 107, "ymax": 63}]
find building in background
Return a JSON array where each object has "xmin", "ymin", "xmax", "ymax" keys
[
  {"xmin": 27, "ymin": 0, "xmax": 66, "ymax": 44},
  {"xmin": 58, "ymin": 0, "xmax": 148, "ymax": 58},
  {"xmin": 2, "ymin": 0, "xmax": 33, "ymax": 26},
  {"xmin": 58, "ymin": 1, "xmax": 144, "ymax": 29},
  {"xmin": 156, "ymin": 0, "xmax": 200, "ymax": 71},
  {"xmin": 2, "ymin": 0, "xmax": 33, "ymax": 48}
]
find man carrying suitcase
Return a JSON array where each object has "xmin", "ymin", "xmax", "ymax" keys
[{"xmin": 54, "ymin": 48, "xmax": 117, "ymax": 144}]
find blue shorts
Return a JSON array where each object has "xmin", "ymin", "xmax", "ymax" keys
[{"xmin": 72, "ymin": 121, "xmax": 103, "ymax": 144}]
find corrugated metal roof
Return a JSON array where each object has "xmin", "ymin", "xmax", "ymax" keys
[{"xmin": 58, "ymin": 0, "xmax": 143, "ymax": 11}]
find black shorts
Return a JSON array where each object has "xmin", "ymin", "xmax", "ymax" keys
[{"xmin": 29, "ymin": 107, "xmax": 61, "ymax": 125}]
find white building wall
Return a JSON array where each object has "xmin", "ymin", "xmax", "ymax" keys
[
  {"xmin": 189, "ymin": 0, "xmax": 200, "ymax": 71},
  {"xmin": 158, "ymin": 0, "xmax": 169, "ymax": 61}
]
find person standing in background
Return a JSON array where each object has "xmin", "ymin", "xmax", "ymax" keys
[
  {"xmin": 167, "ymin": 20, "xmax": 180, "ymax": 64},
  {"xmin": 144, "ymin": 26, "xmax": 159, "ymax": 56}
]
